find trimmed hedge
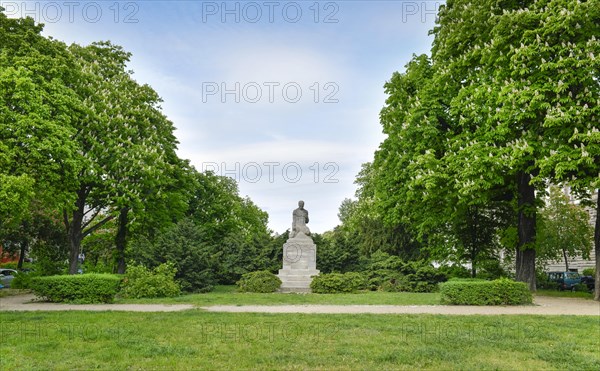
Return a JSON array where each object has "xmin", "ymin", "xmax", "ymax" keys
[
  {"xmin": 236, "ymin": 270, "xmax": 281, "ymax": 293},
  {"xmin": 30, "ymin": 274, "xmax": 122, "ymax": 303},
  {"xmin": 440, "ymin": 278, "xmax": 532, "ymax": 305},
  {"xmin": 310, "ymin": 272, "xmax": 368, "ymax": 293}
]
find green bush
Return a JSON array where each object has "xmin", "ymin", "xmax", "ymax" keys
[
  {"xmin": 573, "ymin": 283, "xmax": 590, "ymax": 292},
  {"xmin": 236, "ymin": 270, "xmax": 281, "ymax": 293},
  {"xmin": 477, "ymin": 260, "xmax": 509, "ymax": 280},
  {"xmin": 440, "ymin": 278, "xmax": 532, "ymax": 305},
  {"xmin": 408, "ymin": 266, "xmax": 447, "ymax": 292},
  {"xmin": 120, "ymin": 262, "xmax": 181, "ymax": 299},
  {"xmin": 438, "ymin": 264, "xmax": 471, "ymax": 279},
  {"xmin": 10, "ymin": 271, "xmax": 37, "ymax": 289},
  {"xmin": 365, "ymin": 264, "xmax": 447, "ymax": 293},
  {"xmin": 310, "ymin": 272, "xmax": 367, "ymax": 293},
  {"xmin": 379, "ymin": 274, "xmax": 412, "ymax": 292},
  {"xmin": 365, "ymin": 269, "xmax": 405, "ymax": 291},
  {"xmin": 30, "ymin": 274, "xmax": 122, "ymax": 303},
  {"xmin": 582, "ymin": 268, "xmax": 595, "ymax": 277},
  {"xmin": 130, "ymin": 220, "xmax": 217, "ymax": 292}
]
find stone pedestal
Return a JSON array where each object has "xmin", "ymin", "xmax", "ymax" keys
[{"xmin": 278, "ymin": 235, "xmax": 319, "ymax": 293}]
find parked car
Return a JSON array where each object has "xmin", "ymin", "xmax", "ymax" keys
[
  {"xmin": 547, "ymin": 271, "xmax": 582, "ymax": 291},
  {"xmin": 0, "ymin": 269, "xmax": 18, "ymax": 288}
]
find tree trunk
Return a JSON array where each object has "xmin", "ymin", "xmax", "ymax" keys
[
  {"xmin": 562, "ymin": 248, "xmax": 569, "ymax": 271},
  {"xmin": 594, "ymin": 189, "xmax": 599, "ymax": 301},
  {"xmin": 470, "ymin": 207, "xmax": 478, "ymax": 278},
  {"xmin": 17, "ymin": 240, "xmax": 27, "ymax": 269},
  {"xmin": 516, "ymin": 171, "xmax": 537, "ymax": 291},
  {"xmin": 115, "ymin": 207, "xmax": 130, "ymax": 274},
  {"xmin": 66, "ymin": 186, "xmax": 87, "ymax": 274}
]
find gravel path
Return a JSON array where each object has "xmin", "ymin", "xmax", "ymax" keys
[
  {"xmin": 1, "ymin": 294, "xmax": 598, "ymax": 315},
  {"xmin": 0, "ymin": 294, "xmax": 194, "ymax": 312},
  {"xmin": 202, "ymin": 297, "xmax": 600, "ymax": 315}
]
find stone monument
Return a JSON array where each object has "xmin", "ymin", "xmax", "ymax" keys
[{"xmin": 278, "ymin": 200, "xmax": 320, "ymax": 292}]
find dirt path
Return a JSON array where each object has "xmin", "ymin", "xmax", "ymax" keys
[
  {"xmin": 0, "ymin": 294, "xmax": 194, "ymax": 312},
  {"xmin": 202, "ymin": 296, "xmax": 599, "ymax": 315},
  {"xmin": 1, "ymin": 294, "xmax": 598, "ymax": 315}
]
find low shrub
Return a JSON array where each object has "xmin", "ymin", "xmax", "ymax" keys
[
  {"xmin": 582, "ymin": 268, "xmax": 595, "ymax": 277},
  {"xmin": 477, "ymin": 260, "xmax": 509, "ymax": 280},
  {"xmin": 440, "ymin": 278, "xmax": 532, "ymax": 305},
  {"xmin": 310, "ymin": 272, "xmax": 367, "ymax": 293},
  {"xmin": 119, "ymin": 262, "xmax": 180, "ymax": 299},
  {"xmin": 236, "ymin": 270, "xmax": 281, "ymax": 293},
  {"xmin": 366, "ymin": 270, "xmax": 406, "ymax": 291},
  {"xmin": 408, "ymin": 266, "xmax": 447, "ymax": 292},
  {"xmin": 30, "ymin": 274, "xmax": 122, "ymax": 303},
  {"xmin": 438, "ymin": 264, "xmax": 471, "ymax": 279},
  {"xmin": 379, "ymin": 274, "xmax": 412, "ymax": 292},
  {"xmin": 10, "ymin": 271, "xmax": 37, "ymax": 289},
  {"xmin": 573, "ymin": 283, "xmax": 589, "ymax": 292},
  {"xmin": 365, "ymin": 266, "xmax": 447, "ymax": 293}
]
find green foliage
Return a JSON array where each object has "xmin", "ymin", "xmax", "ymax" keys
[
  {"xmin": 30, "ymin": 274, "xmax": 122, "ymax": 303},
  {"xmin": 356, "ymin": 0, "xmax": 600, "ymax": 293},
  {"xmin": 360, "ymin": 252, "xmax": 447, "ymax": 293},
  {"xmin": 438, "ymin": 264, "xmax": 471, "ymax": 279},
  {"xmin": 316, "ymin": 229, "xmax": 361, "ymax": 273},
  {"xmin": 582, "ymin": 268, "xmax": 595, "ymax": 277},
  {"xmin": 10, "ymin": 269, "xmax": 38, "ymax": 289},
  {"xmin": 131, "ymin": 169, "xmax": 276, "ymax": 289},
  {"xmin": 310, "ymin": 272, "xmax": 368, "ymax": 294},
  {"xmin": 131, "ymin": 219, "xmax": 216, "ymax": 293},
  {"xmin": 119, "ymin": 262, "xmax": 180, "ymax": 299},
  {"xmin": 0, "ymin": 12, "xmax": 81, "ymax": 230},
  {"xmin": 537, "ymin": 186, "xmax": 594, "ymax": 270},
  {"xmin": 236, "ymin": 270, "xmax": 281, "ymax": 293},
  {"xmin": 476, "ymin": 259, "xmax": 510, "ymax": 280},
  {"xmin": 440, "ymin": 278, "xmax": 532, "ymax": 305},
  {"xmin": 0, "ymin": 262, "xmax": 32, "ymax": 270},
  {"xmin": 573, "ymin": 283, "xmax": 590, "ymax": 293},
  {"xmin": 536, "ymin": 271, "xmax": 560, "ymax": 290},
  {"xmin": 0, "ymin": 175, "xmax": 34, "ymax": 230},
  {"xmin": 376, "ymin": 273, "xmax": 411, "ymax": 292},
  {"xmin": 187, "ymin": 171, "xmax": 276, "ymax": 284}
]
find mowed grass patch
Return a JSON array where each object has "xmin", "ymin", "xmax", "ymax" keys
[
  {"xmin": 535, "ymin": 289, "xmax": 594, "ymax": 299},
  {"xmin": 1, "ymin": 311, "xmax": 599, "ymax": 370},
  {"xmin": 115, "ymin": 285, "xmax": 441, "ymax": 306}
]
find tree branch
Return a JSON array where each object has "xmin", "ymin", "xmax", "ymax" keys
[
  {"xmin": 83, "ymin": 215, "xmax": 115, "ymax": 238},
  {"xmin": 81, "ymin": 207, "xmax": 101, "ymax": 230}
]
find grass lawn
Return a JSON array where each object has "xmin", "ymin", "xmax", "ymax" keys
[
  {"xmin": 1, "ymin": 310, "xmax": 598, "ymax": 370},
  {"xmin": 535, "ymin": 289, "xmax": 594, "ymax": 299},
  {"xmin": 115, "ymin": 285, "xmax": 442, "ymax": 306},
  {"xmin": 116, "ymin": 285, "xmax": 595, "ymax": 306}
]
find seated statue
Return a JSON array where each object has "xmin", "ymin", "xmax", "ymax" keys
[{"xmin": 290, "ymin": 200, "xmax": 311, "ymax": 238}]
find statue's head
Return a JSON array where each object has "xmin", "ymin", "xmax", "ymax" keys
[{"xmin": 298, "ymin": 200, "xmax": 304, "ymax": 208}]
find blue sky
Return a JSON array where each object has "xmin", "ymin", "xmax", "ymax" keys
[{"xmin": 3, "ymin": 1, "xmax": 442, "ymax": 233}]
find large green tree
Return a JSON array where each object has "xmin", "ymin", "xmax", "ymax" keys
[
  {"xmin": 0, "ymin": 10, "xmax": 81, "ymax": 232},
  {"xmin": 531, "ymin": 1, "xmax": 600, "ymax": 299},
  {"xmin": 63, "ymin": 42, "xmax": 181, "ymax": 274},
  {"xmin": 366, "ymin": 53, "xmax": 510, "ymax": 276},
  {"xmin": 426, "ymin": 0, "xmax": 599, "ymax": 290},
  {"xmin": 186, "ymin": 170, "xmax": 274, "ymax": 283}
]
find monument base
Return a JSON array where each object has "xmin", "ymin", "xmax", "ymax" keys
[{"xmin": 277, "ymin": 236, "xmax": 319, "ymax": 293}]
